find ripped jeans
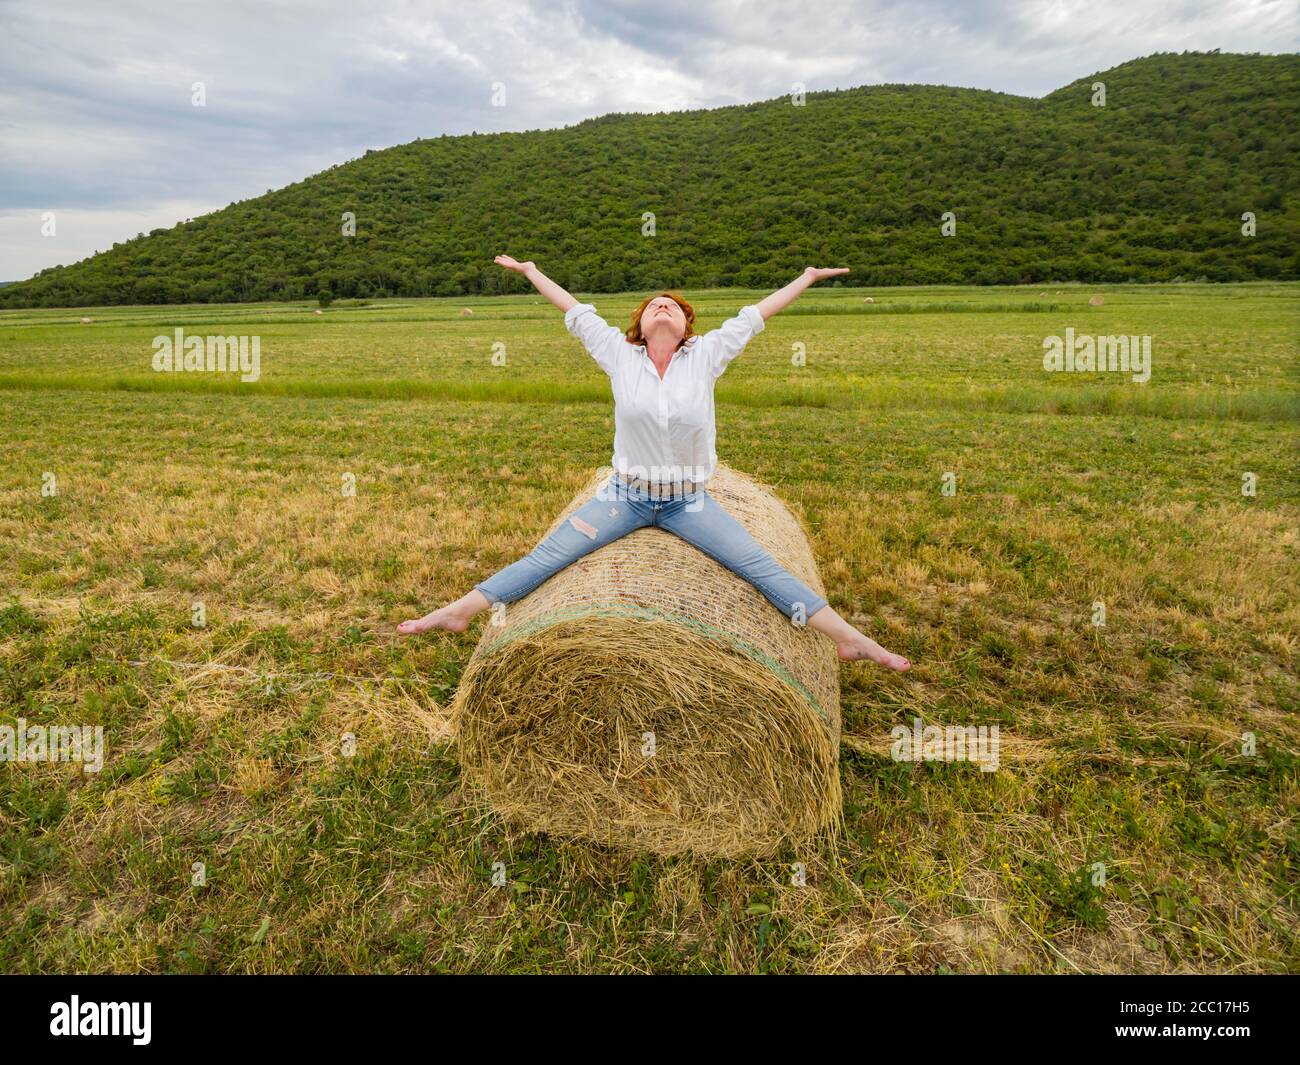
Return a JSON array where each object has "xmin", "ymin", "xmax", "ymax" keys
[{"xmin": 474, "ymin": 473, "xmax": 829, "ymax": 621}]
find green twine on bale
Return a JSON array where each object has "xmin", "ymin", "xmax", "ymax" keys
[{"xmin": 478, "ymin": 600, "xmax": 832, "ymax": 729}]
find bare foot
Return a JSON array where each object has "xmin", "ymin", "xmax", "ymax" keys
[
  {"xmin": 397, "ymin": 605, "xmax": 471, "ymax": 636},
  {"xmin": 837, "ymin": 635, "xmax": 911, "ymax": 671}
]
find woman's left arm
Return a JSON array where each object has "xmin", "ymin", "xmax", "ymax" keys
[
  {"xmin": 755, "ymin": 267, "xmax": 851, "ymax": 320},
  {"xmin": 704, "ymin": 268, "xmax": 850, "ymax": 379}
]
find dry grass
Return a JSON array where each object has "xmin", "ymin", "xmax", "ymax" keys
[
  {"xmin": 1, "ymin": 286, "xmax": 1296, "ymax": 972},
  {"xmin": 454, "ymin": 465, "xmax": 841, "ymax": 857}
]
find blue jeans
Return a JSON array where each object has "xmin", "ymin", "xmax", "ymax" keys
[{"xmin": 475, "ymin": 474, "xmax": 829, "ymax": 621}]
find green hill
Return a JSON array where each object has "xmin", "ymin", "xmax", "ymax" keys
[{"xmin": 6, "ymin": 50, "xmax": 1298, "ymax": 307}]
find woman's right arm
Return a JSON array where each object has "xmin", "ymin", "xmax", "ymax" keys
[
  {"xmin": 494, "ymin": 255, "xmax": 623, "ymax": 376},
  {"xmin": 494, "ymin": 255, "xmax": 577, "ymax": 312}
]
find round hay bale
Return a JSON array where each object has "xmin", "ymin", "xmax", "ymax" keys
[
  {"xmin": 451, "ymin": 464, "xmax": 842, "ymax": 858},
  {"xmin": 1089, "ymin": 294, "xmax": 1104, "ymax": 306}
]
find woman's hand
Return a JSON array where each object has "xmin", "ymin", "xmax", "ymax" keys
[
  {"xmin": 497, "ymin": 257, "xmax": 578, "ymax": 313},
  {"xmin": 494, "ymin": 254, "xmax": 535, "ymax": 274},
  {"xmin": 757, "ymin": 267, "xmax": 852, "ymax": 319}
]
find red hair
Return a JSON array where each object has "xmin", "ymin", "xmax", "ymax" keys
[{"xmin": 624, "ymin": 291, "xmax": 698, "ymax": 347}]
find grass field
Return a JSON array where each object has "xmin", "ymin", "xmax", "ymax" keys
[{"xmin": 1, "ymin": 283, "xmax": 1296, "ymax": 973}]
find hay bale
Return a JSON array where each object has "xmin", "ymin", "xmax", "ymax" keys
[{"xmin": 451, "ymin": 464, "xmax": 841, "ymax": 857}]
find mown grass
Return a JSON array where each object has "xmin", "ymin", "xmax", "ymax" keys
[
  {"xmin": 1, "ymin": 283, "xmax": 1296, "ymax": 395},
  {"xmin": 1, "ymin": 371, "xmax": 1296, "ymax": 423},
  {"xmin": 0, "ymin": 284, "xmax": 1296, "ymax": 973}
]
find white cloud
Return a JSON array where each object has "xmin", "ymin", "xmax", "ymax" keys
[
  {"xmin": 0, "ymin": 0, "xmax": 1295, "ymax": 279},
  {"xmin": 0, "ymin": 201, "xmax": 223, "ymax": 280}
]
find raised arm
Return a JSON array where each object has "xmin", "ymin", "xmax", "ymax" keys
[
  {"xmin": 494, "ymin": 254, "xmax": 577, "ymax": 312},
  {"xmin": 755, "ymin": 267, "xmax": 851, "ymax": 320},
  {"xmin": 494, "ymin": 255, "xmax": 624, "ymax": 375}
]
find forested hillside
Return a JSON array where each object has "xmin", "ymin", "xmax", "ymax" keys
[{"xmin": 5, "ymin": 50, "xmax": 1297, "ymax": 307}]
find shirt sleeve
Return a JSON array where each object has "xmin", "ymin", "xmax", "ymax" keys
[
  {"xmin": 564, "ymin": 303, "xmax": 625, "ymax": 377},
  {"xmin": 701, "ymin": 304, "xmax": 766, "ymax": 379}
]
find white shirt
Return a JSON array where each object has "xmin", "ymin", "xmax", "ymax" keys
[{"xmin": 564, "ymin": 302, "xmax": 766, "ymax": 487}]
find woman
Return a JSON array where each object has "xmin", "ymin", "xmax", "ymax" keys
[{"xmin": 398, "ymin": 255, "xmax": 910, "ymax": 672}]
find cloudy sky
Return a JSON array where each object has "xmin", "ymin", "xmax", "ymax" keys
[{"xmin": 1, "ymin": 0, "xmax": 1296, "ymax": 280}]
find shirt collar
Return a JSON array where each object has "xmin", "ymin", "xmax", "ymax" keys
[{"xmin": 637, "ymin": 335, "xmax": 700, "ymax": 354}]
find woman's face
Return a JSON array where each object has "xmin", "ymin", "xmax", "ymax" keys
[{"xmin": 641, "ymin": 295, "xmax": 687, "ymax": 343}]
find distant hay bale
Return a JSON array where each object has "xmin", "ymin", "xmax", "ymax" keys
[
  {"xmin": 863, "ymin": 296, "xmax": 874, "ymax": 303},
  {"xmin": 461, "ymin": 307, "xmax": 474, "ymax": 316},
  {"xmin": 313, "ymin": 309, "xmax": 323, "ymax": 315},
  {"xmin": 1089, "ymin": 294, "xmax": 1104, "ymax": 306},
  {"xmin": 451, "ymin": 464, "xmax": 842, "ymax": 858},
  {"xmin": 79, "ymin": 316, "xmax": 93, "ymax": 323}
]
